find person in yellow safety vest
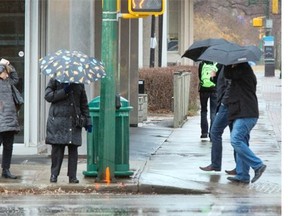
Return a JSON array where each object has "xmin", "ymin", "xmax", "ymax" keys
[{"xmin": 198, "ymin": 61, "xmax": 222, "ymax": 140}]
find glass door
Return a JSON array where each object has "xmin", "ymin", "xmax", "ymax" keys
[{"xmin": 0, "ymin": 0, "xmax": 25, "ymax": 142}]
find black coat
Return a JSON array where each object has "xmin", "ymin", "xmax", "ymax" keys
[
  {"xmin": 216, "ymin": 67, "xmax": 231, "ymax": 109},
  {"xmin": 45, "ymin": 79, "xmax": 91, "ymax": 146},
  {"xmin": 224, "ymin": 63, "xmax": 259, "ymax": 121}
]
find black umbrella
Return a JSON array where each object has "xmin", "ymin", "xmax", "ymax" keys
[
  {"xmin": 182, "ymin": 38, "xmax": 230, "ymax": 61},
  {"xmin": 245, "ymin": 45, "xmax": 263, "ymax": 60},
  {"xmin": 198, "ymin": 43, "xmax": 262, "ymax": 66}
]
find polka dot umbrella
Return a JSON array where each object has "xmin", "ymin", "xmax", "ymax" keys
[{"xmin": 39, "ymin": 49, "xmax": 106, "ymax": 84}]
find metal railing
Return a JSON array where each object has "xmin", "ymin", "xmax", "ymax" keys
[{"xmin": 173, "ymin": 71, "xmax": 191, "ymax": 128}]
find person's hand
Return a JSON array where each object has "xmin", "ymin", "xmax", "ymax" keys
[
  {"xmin": 63, "ymin": 83, "xmax": 71, "ymax": 94},
  {"xmin": 85, "ymin": 125, "xmax": 93, "ymax": 133}
]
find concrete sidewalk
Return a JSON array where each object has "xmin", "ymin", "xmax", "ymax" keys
[{"xmin": 0, "ymin": 68, "xmax": 282, "ymax": 196}]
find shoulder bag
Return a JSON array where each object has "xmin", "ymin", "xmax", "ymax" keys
[
  {"xmin": 11, "ymin": 85, "xmax": 24, "ymax": 111},
  {"xmin": 71, "ymin": 93, "xmax": 86, "ymax": 128}
]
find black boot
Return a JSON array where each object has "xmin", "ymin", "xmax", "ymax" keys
[
  {"xmin": 50, "ymin": 175, "xmax": 58, "ymax": 183},
  {"xmin": 2, "ymin": 169, "xmax": 17, "ymax": 179},
  {"xmin": 69, "ymin": 177, "xmax": 79, "ymax": 184}
]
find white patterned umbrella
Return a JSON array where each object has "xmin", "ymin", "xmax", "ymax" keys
[{"xmin": 39, "ymin": 49, "xmax": 106, "ymax": 84}]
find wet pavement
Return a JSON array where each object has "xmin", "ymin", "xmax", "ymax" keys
[
  {"xmin": 0, "ymin": 67, "xmax": 282, "ymax": 205},
  {"xmin": 0, "ymin": 194, "xmax": 281, "ymax": 215}
]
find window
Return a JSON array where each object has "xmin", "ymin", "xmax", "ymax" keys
[
  {"xmin": 167, "ymin": 1, "xmax": 178, "ymax": 52},
  {"xmin": 0, "ymin": 0, "xmax": 25, "ymax": 142}
]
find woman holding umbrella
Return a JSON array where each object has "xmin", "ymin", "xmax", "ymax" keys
[
  {"xmin": 45, "ymin": 79, "xmax": 92, "ymax": 184},
  {"xmin": 41, "ymin": 49, "xmax": 105, "ymax": 183}
]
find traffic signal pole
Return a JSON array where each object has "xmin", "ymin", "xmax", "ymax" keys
[
  {"xmin": 98, "ymin": 0, "xmax": 118, "ymax": 182},
  {"xmin": 96, "ymin": 0, "xmax": 165, "ymax": 182}
]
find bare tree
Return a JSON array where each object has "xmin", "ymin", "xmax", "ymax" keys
[{"xmin": 193, "ymin": 0, "xmax": 281, "ymax": 68}]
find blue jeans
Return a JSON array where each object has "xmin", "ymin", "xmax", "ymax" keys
[
  {"xmin": 230, "ymin": 118, "xmax": 263, "ymax": 181},
  {"xmin": 210, "ymin": 104, "xmax": 232, "ymax": 169},
  {"xmin": 199, "ymin": 91, "xmax": 217, "ymax": 135}
]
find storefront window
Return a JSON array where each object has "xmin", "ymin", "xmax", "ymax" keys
[{"xmin": 0, "ymin": 0, "xmax": 25, "ymax": 143}]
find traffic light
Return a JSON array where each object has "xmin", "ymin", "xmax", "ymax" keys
[
  {"xmin": 252, "ymin": 17, "xmax": 263, "ymax": 27},
  {"xmin": 272, "ymin": 0, "xmax": 279, "ymax": 14},
  {"xmin": 128, "ymin": 0, "xmax": 165, "ymax": 16}
]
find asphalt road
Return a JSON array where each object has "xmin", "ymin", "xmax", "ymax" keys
[{"xmin": 0, "ymin": 194, "xmax": 281, "ymax": 216}]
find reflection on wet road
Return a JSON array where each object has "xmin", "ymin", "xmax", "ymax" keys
[{"xmin": 0, "ymin": 194, "xmax": 281, "ymax": 215}]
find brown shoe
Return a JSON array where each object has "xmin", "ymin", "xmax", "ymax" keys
[
  {"xmin": 199, "ymin": 165, "xmax": 221, "ymax": 172},
  {"xmin": 225, "ymin": 168, "xmax": 237, "ymax": 175}
]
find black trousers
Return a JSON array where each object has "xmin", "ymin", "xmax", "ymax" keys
[
  {"xmin": 199, "ymin": 91, "xmax": 217, "ymax": 135},
  {"xmin": 51, "ymin": 144, "xmax": 78, "ymax": 178},
  {"xmin": 0, "ymin": 131, "xmax": 15, "ymax": 170}
]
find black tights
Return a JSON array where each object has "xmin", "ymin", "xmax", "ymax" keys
[{"xmin": 0, "ymin": 131, "xmax": 15, "ymax": 170}]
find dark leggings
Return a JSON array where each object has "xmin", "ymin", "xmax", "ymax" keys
[{"xmin": 0, "ymin": 131, "xmax": 15, "ymax": 170}]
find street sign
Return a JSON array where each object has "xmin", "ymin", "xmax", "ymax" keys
[
  {"xmin": 265, "ymin": 19, "xmax": 273, "ymax": 29},
  {"xmin": 263, "ymin": 36, "xmax": 274, "ymax": 46},
  {"xmin": 263, "ymin": 36, "xmax": 275, "ymax": 76}
]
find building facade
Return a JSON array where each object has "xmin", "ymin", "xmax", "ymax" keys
[{"xmin": 0, "ymin": 0, "xmax": 194, "ymax": 155}]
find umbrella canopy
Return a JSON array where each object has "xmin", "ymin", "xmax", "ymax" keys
[
  {"xmin": 198, "ymin": 43, "xmax": 262, "ymax": 66},
  {"xmin": 182, "ymin": 38, "xmax": 230, "ymax": 61},
  {"xmin": 245, "ymin": 45, "xmax": 263, "ymax": 60},
  {"xmin": 39, "ymin": 49, "xmax": 106, "ymax": 84}
]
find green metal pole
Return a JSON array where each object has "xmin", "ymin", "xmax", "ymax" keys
[{"xmin": 98, "ymin": 0, "xmax": 118, "ymax": 182}]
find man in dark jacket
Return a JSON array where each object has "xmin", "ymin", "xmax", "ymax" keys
[
  {"xmin": 45, "ymin": 79, "xmax": 92, "ymax": 183},
  {"xmin": 224, "ymin": 62, "xmax": 266, "ymax": 184}
]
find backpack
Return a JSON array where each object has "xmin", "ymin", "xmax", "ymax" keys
[{"xmin": 200, "ymin": 62, "xmax": 218, "ymax": 88}]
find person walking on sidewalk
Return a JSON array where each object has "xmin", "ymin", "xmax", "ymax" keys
[
  {"xmin": 0, "ymin": 59, "xmax": 20, "ymax": 179},
  {"xmin": 45, "ymin": 79, "xmax": 92, "ymax": 184},
  {"xmin": 224, "ymin": 62, "xmax": 266, "ymax": 184},
  {"xmin": 199, "ymin": 66, "xmax": 236, "ymax": 174},
  {"xmin": 198, "ymin": 61, "xmax": 220, "ymax": 140}
]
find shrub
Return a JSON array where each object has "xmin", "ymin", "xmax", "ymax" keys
[{"xmin": 139, "ymin": 66, "xmax": 199, "ymax": 115}]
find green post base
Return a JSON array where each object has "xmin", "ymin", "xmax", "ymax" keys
[
  {"xmin": 82, "ymin": 170, "xmax": 98, "ymax": 177},
  {"xmin": 82, "ymin": 170, "xmax": 133, "ymax": 177},
  {"xmin": 115, "ymin": 170, "xmax": 134, "ymax": 177}
]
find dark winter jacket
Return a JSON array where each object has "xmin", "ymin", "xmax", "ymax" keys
[
  {"xmin": 0, "ymin": 66, "xmax": 20, "ymax": 133},
  {"xmin": 216, "ymin": 66, "xmax": 231, "ymax": 110},
  {"xmin": 45, "ymin": 79, "xmax": 91, "ymax": 146},
  {"xmin": 224, "ymin": 63, "xmax": 259, "ymax": 121}
]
